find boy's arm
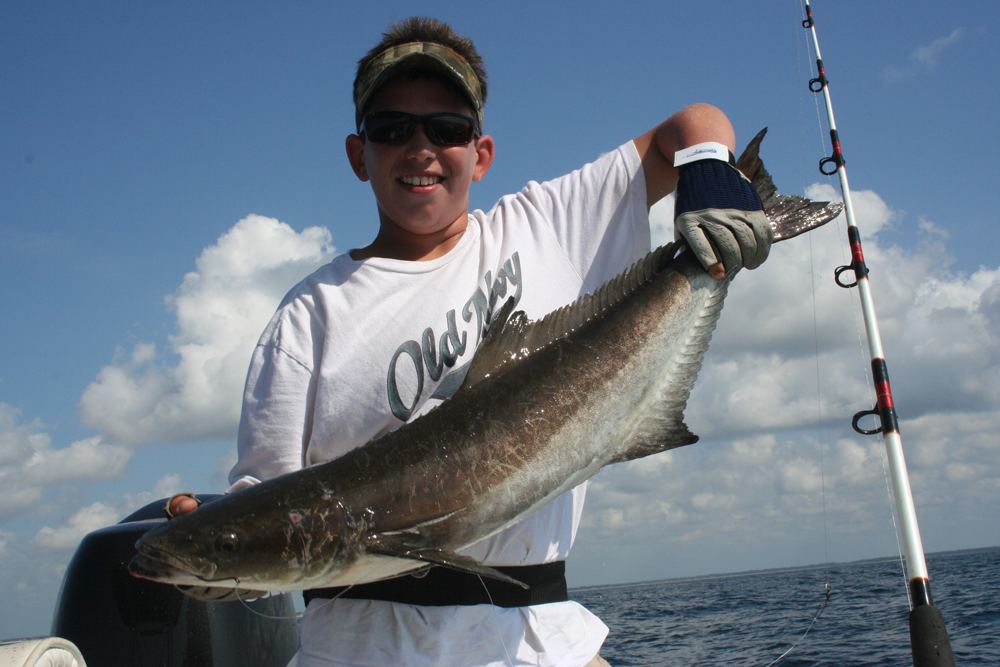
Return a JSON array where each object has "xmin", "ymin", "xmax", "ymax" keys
[
  {"xmin": 634, "ymin": 103, "xmax": 736, "ymax": 208},
  {"xmin": 634, "ymin": 104, "xmax": 771, "ymax": 279},
  {"xmin": 228, "ymin": 341, "xmax": 316, "ymax": 489}
]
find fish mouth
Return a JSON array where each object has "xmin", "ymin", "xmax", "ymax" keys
[
  {"xmin": 128, "ymin": 553, "xmax": 216, "ymax": 586},
  {"xmin": 133, "ymin": 536, "xmax": 218, "ymax": 580}
]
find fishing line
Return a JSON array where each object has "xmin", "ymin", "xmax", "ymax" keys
[
  {"xmin": 225, "ymin": 565, "xmax": 388, "ymax": 621},
  {"xmin": 796, "ymin": 0, "xmax": 909, "ymax": 602},
  {"xmin": 754, "ymin": 4, "xmax": 852, "ymax": 664},
  {"xmin": 222, "ymin": 577, "xmax": 313, "ymax": 621},
  {"xmin": 879, "ymin": 436, "xmax": 912, "ymax": 607},
  {"xmin": 794, "ymin": 1, "xmax": 833, "ymax": 573},
  {"xmin": 230, "ymin": 583, "xmax": 346, "ymax": 621},
  {"xmin": 808, "ymin": 231, "xmax": 831, "ymax": 569},
  {"xmin": 794, "ymin": 0, "xmax": 836, "ymax": 624},
  {"xmin": 476, "ymin": 574, "xmax": 517, "ymax": 667},
  {"xmin": 173, "ymin": 578, "xmax": 302, "ymax": 619},
  {"xmin": 796, "ymin": 0, "xmax": 912, "ymax": 610},
  {"xmin": 761, "ymin": 584, "xmax": 833, "ymax": 667}
]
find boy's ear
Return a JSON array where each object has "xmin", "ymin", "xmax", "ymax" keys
[
  {"xmin": 472, "ymin": 134, "xmax": 495, "ymax": 183},
  {"xmin": 346, "ymin": 134, "xmax": 369, "ymax": 182}
]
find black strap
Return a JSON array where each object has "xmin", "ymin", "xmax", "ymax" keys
[{"xmin": 303, "ymin": 561, "xmax": 568, "ymax": 608}]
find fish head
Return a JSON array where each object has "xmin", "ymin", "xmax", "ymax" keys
[{"xmin": 129, "ymin": 488, "xmax": 352, "ymax": 591}]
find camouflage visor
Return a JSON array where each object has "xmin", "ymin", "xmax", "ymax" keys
[{"xmin": 354, "ymin": 41, "xmax": 484, "ymax": 132}]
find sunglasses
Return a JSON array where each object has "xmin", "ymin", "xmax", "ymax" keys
[{"xmin": 360, "ymin": 112, "xmax": 479, "ymax": 146}]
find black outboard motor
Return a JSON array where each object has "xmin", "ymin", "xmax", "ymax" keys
[{"xmin": 51, "ymin": 495, "xmax": 300, "ymax": 666}]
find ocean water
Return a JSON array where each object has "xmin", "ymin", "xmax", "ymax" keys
[{"xmin": 571, "ymin": 547, "xmax": 998, "ymax": 666}]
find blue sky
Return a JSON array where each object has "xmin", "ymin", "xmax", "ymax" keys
[{"xmin": 2, "ymin": 0, "xmax": 998, "ymax": 639}]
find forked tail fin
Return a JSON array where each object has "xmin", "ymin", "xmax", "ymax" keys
[{"xmin": 738, "ymin": 128, "xmax": 843, "ymax": 242}]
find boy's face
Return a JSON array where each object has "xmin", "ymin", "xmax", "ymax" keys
[{"xmin": 346, "ymin": 77, "xmax": 494, "ymax": 246}]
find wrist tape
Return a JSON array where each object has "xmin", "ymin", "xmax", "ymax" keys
[{"xmin": 673, "ymin": 141, "xmax": 735, "ymax": 168}]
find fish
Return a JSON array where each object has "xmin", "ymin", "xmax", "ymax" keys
[{"xmin": 128, "ymin": 128, "xmax": 842, "ymax": 592}]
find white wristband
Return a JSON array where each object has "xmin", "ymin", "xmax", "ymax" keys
[{"xmin": 674, "ymin": 141, "xmax": 732, "ymax": 168}]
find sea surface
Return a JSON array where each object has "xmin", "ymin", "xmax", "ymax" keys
[{"xmin": 571, "ymin": 547, "xmax": 997, "ymax": 666}]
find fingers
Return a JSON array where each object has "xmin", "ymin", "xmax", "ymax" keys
[
  {"xmin": 702, "ymin": 219, "xmax": 745, "ymax": 273},
  {"xmin": 674, "ymin": 209, "xmax": 773, "ymax": 275},
  {"xmin": 675, "ymin": 219, "xmax": 721, "ymax": 273},
  {"xmin": 165, "ymin": 493, "xmax": 201, "ymax": 518},
  {"xmin": 743, "ymin": 210, "xmax": 773, "ymax": 269}
]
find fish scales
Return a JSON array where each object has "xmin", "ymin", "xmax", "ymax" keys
[{"xmin": 129, "ymin": 129, "xmax": 843, "ymax": 592}]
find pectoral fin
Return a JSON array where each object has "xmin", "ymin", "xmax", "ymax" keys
[{"xmin": 365, "ymin": 536, "xmax": 529, "ymax": 589}]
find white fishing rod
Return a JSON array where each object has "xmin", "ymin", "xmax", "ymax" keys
[{"xmin": 799, "ymin": 3, "xmax": 955, "ymax": 666}]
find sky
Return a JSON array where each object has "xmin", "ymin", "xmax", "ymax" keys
[{"xmin": 2, "ymin": 0, "xmax": 998, "ymax": 640}]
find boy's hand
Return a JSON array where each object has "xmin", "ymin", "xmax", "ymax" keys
[
  {"xmin": 672, "ymin": 155, "xmax": 771, "ymax": 279},
  {"xmin": 674, "ymin": 207, "xmax": 772, "ymax": 279},
  {"xmin": 635, "ymin": 103, "xmax": 773, "ymax": 278}
]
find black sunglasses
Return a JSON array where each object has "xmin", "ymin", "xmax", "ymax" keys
[{"xmin": 360, "ymin": 112, "xmax": 479, "ymax": 146}]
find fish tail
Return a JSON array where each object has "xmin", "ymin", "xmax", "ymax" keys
[{"xmin": 737, "ymin": 128, "xmax": 844, "ymax": 242}]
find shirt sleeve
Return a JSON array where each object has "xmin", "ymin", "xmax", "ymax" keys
[
  {"xmin": 513, "ymin": 141, "xmax": 650, "ymax": 293},
  {"xmin": 227, "ymin": 309, "xmax": 318, "ymax": 490}
]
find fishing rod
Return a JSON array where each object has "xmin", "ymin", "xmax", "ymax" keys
[{"xmin": 799, "ymin": 3, "xmax": 955, "ymax": 666}]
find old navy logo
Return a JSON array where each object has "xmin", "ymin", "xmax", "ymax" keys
[{"xmin": 387, "ymin": 252, "xmax": 523, "ymax": 421}]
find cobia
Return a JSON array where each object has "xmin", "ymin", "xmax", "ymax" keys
[{"xmin": 129, "ymin": 129, "xmax": 842, "ymax": 592}]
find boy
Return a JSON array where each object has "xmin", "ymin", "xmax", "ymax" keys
[{"xmin": 171, "ymin": 16, "xmax": 769, "ymax": 667}]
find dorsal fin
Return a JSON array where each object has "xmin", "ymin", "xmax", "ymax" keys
[
  {"xmin": 461, "ymin": 296, "xmax": 526, "ymax": 389},
  {"xmin": 460, "ymin": 241, "xmax": 684, "ymax": 391}
]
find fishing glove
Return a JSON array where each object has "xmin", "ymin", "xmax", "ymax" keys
[{"xmin": 673, "ymin": 147, "xmax": 772, "ymax": 274}]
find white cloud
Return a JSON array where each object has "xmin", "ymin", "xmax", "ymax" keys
[
  {"xmin": 885, "ymin": 28, "xmax": 963, "ymax": 80},
  {"xmin": 649, "ymin": 193, "xmax": 675, "ymax": 249},
  {"xmin": 23, "ymin": 436, "xmax": 131, "ymax": 486},
  {"xmin": 912, "ymin": 28, "xmax": 964, "ymax": 67},
  {"xmin": 0, "ymin": 215, "xmax": 335, "ymax": 636},
  {"xmin": 0, "ymin": 403, "xmax": 133, "ymax": 520},
  {"xmin": 78, "ymin": 215, "xmax": 337, "ymax": 445},
  {"xmin": 0, "ymin": 530, "xmax": 13, "ymax": 558},
  {"xmin": 0, "ymin": 403, "xmax": 45, "ymax": 466},
  {"xmin": 804, "ymin": 183, "xmax": 896, "ymax": 237}
]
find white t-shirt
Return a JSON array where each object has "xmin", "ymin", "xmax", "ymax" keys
[{"xmin": 231, "ymin": 141, "xmax": 650, "ymax": 667}]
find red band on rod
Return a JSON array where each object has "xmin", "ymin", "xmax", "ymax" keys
[
  {"xmin": 876, "ymin": 381, "xmax": 894, "ymax": 409},
  {"xmin": 851, "ymin": 243, "xmax": 864, "ymax": 263}
]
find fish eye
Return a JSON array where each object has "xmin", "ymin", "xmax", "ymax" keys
[{"xmin": 214, "ymin": 532, "xmax": 240, "ymax": 555}]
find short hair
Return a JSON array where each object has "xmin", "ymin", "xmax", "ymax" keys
[{"xmin": 354, "ymin": 17, "xmax": 488, "ymax": 115}]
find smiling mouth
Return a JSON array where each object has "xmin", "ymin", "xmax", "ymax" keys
[{"xmin": 400, "ymin": 175, "xmax": 443, "ymax": 186}]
